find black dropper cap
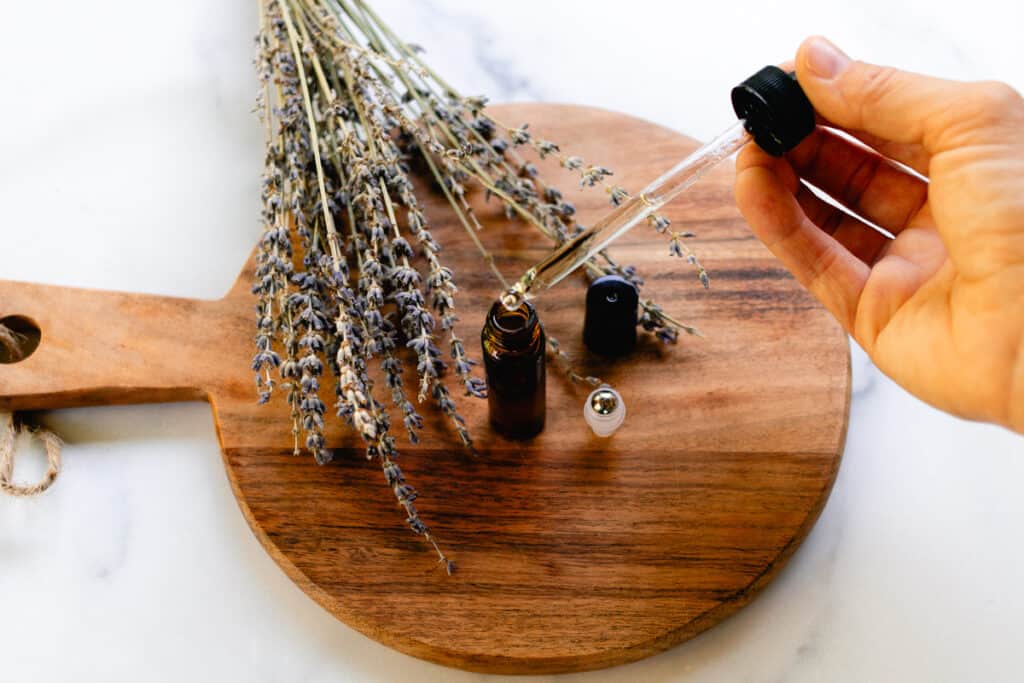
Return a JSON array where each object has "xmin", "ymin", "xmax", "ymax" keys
[
  {"xmin": 731, "ymin": 66, "xmax": 816, "ymax": 156},
  {"xmin": 583, "ymin": 275, "xmax": 638, "ymax": 356}
]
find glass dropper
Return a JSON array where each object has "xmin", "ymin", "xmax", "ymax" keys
[
  {"xmin": 500, "ymin": 66, "xmax": 817, "ymax": 312},
  {"xmin": 500, "ymin": 120, "xmax": 751, "ymax": 310}
]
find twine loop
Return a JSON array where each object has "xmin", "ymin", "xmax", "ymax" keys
[
  {"xmin": 0, "ymin": 413, "xmax": 62, "ymax": 496},
  {"xmin": 0, "ymin": 323, "xmax": 62, "ymax": 496}
]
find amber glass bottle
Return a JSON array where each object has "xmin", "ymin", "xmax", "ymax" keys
[{"xmin": 481, "ymin": 299, "xmax": 546, "ymax": 438}]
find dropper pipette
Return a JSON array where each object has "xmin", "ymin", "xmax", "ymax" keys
[{"xmin": 500, "ymin": 66, "xmax": 817, "ymax": 311}]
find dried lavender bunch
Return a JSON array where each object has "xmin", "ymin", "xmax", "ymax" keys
[
  {"xmin": 331, "ymin": 0, "xmax": 706, "ymax": 338},
  {"xmin": 253, "ymin": 0, "xmax": 706, "ymax": 568}
]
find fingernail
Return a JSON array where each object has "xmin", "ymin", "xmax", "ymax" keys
[{"xmin": 805, "ymin": 36, "xmax": 850, "ymax": 79}]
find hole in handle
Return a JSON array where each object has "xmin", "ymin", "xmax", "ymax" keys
[{"xmin": 0, "ymin": 316, "xmax": 42, "ymax": 364}]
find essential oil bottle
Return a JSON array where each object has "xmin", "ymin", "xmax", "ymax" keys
[{"xmin": 481, "ymin": 299, "xmax": 546, "ymax": 439}]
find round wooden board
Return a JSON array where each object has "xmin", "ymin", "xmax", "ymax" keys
[{"xmin": 0, "ymin": 104, "xmax": 850, "ymax": 674}]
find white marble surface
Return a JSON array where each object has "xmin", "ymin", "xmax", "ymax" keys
[{"xmin": 1, "ymin": 0, "xmax": 1022, "ymax": 680}]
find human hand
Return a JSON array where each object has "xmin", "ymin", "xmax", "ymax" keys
[{"xmin": 734, "ymin": 37, "xmax": 1024, "ymax": 434}]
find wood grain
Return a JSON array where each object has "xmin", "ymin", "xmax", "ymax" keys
[{"xmin": 0, "ymin": 104, "xmax": 850, "ymax": 674}]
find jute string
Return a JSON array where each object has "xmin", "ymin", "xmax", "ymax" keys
[{"xmin": 0, "ymin": 323, "xmax": 62, "ymax": 497}]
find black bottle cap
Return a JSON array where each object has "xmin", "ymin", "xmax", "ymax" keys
[
  {"xmin": 583, "ymin": 275, "xmax": 638, "ymax": 356},
  {"xmin": 731, "ymin": 66, "xmax": 816, "ymax": 156}
]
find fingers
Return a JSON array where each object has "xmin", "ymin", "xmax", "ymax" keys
[
  {"xmin": 736, "ymin": 144, "xmax": 869, "ymax": 331},
  {"xmin": 786, "ymin": 127, "xmax": 929, "ymax": 233},
  {"xmin": 853, "ymin": 228, "xmax": 949, "ymax": 349},
  {"xmin": 830, "ymin": 127, "xmax": 931, "ymax": 176},
  {"xmin": 793, "ymin": 36, "xmax": 1024, "ymax": 280},
  {"xmin": 794, "ymin": 183, "xmax": 891, "ymax": 265},
  {"xmin": 812, "ymin": 110, "xmax": 931, "ymax": 175},
  {"xmin": 784, "ymin": 53, "xmax": 927, "ymax": 172},
  {"xmin": 794, "ymin": 36, "xmax": 968, "ymax": 153}
]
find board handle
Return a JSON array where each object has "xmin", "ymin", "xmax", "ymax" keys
[{"xmin": 0, "ymin": 278, "xmax": 249, "ymax": 411}]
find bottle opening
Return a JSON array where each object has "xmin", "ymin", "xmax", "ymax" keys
[
  {"xmin": 485, "ymin": 299, "xmax": 539, "ymax": 349},
  {"xmin": 494, "ymin": 307, "xmax": 530, "ymax": 335}
]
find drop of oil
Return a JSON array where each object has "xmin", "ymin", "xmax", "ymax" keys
[{"xmin": 500, "ymin": 288, "xmax": 525, "ymax": 312}]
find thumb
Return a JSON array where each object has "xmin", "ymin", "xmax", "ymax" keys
[{"xmin": 794, "ymin": 36, "xmax": 975, "ymax": 153}]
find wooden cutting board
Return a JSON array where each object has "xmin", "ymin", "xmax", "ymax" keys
[{"xmin": 0, "ymin": 104, "xmax": 849, "ymax": 674}]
